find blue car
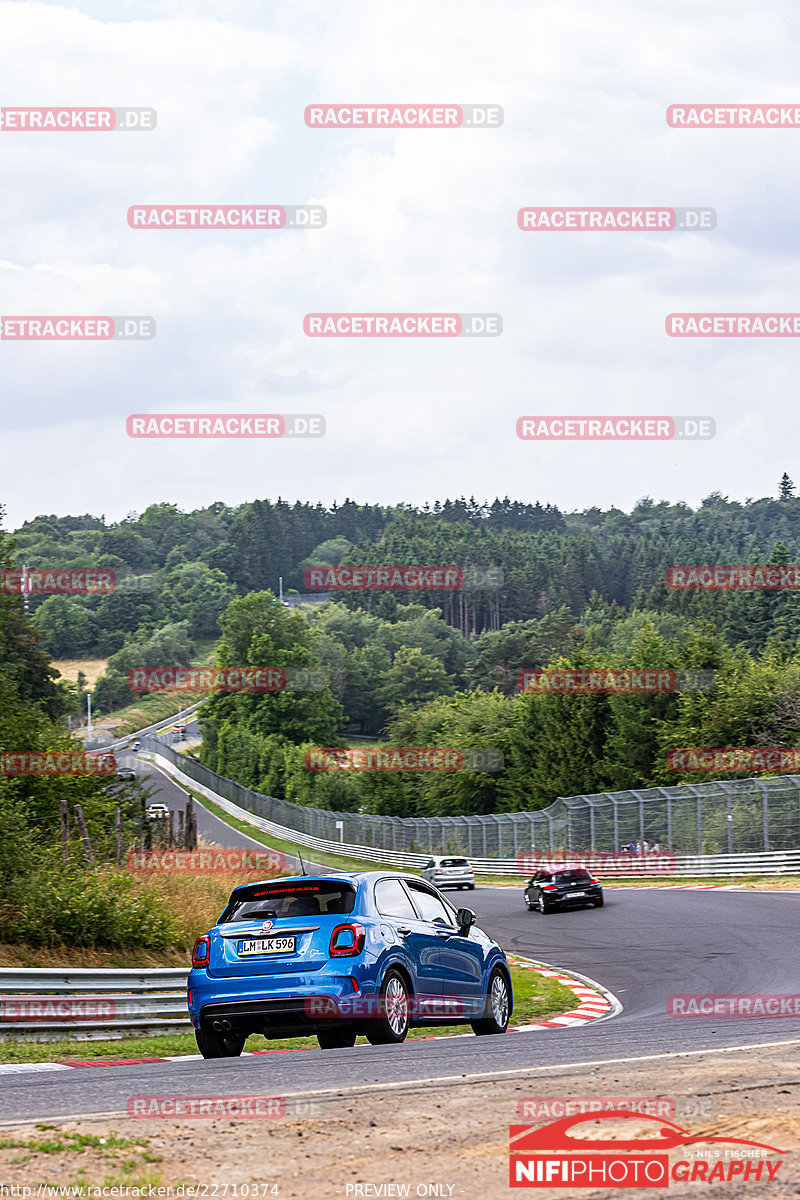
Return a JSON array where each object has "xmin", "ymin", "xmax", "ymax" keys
[{"xmin": 188, "ymin": 871, "xmax": 513, "ymax": 1057}]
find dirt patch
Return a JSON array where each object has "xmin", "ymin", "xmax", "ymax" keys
[
  {"xmin": 1, "ymin": 1042, "xmax": 798, "ymax": 1197},
  {"xmin": 49, "ymin": 659, "xmax": 109, "ymax": 689}
]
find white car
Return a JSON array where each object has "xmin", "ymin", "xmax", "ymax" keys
[
  {"xmin": 146, "ymin": 803, "xmax": 170, "ymax": 820},
  {"xmin": 421, "ymin": 856, "xmax": 475, "ymax": 891}
]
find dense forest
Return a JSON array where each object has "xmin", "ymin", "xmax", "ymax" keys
[{"xmin": 8, "ymin": 484, "xmax": 800, "ymax": 819}]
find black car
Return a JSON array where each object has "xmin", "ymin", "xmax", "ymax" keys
[{"xmin": 524, "ymin": 868, "xmax": 603, "ymax": 914}]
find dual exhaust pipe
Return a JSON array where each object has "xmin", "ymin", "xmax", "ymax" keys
[{"xmin": 211, "ymin": 1018, "xmax": 232, "ymax": 1032}]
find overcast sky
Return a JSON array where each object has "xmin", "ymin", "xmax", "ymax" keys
[{"xmin": 2, "ymin": 0, "xmax": 798, "ymax": 529}]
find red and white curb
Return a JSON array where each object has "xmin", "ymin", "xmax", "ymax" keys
[{"xmin": 506, "ymin": 955, "xmax": 621, "ymax": 1031}]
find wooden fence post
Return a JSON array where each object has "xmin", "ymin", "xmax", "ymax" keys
[
  {"xmin": 73, "ymin": 804, "xmax": 96, "ymax": 867},
  {"xmin": 114, "ymin": 805, "xmax": 122, "ymax": 866}
]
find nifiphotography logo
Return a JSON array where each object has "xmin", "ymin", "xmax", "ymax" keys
[{"xmin": 509, "ymin": 1111, "xmax": 785, "ymax": 1187}]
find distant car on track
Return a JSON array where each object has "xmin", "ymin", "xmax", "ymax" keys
[
  {"xmin": 146, "ymin": 802, "xmax": 170, "ymax": 820},
  {"xmin": 187, "ymin": 871, "xmax": 513, "ymax": 1058},
  {"xmin": 116, "ymin": 767, "xmax": 136, "ymax": 782},
  {"xmin": 524, "ymin": 868, "xmax": 603, "ymax": 914},
  {"xmin": 421, "ymin": 856, "xmax": 475, "ymax": 890},
  {"xmin": 131, "ymin": 741, "xmax": 141, "ymax": 751}
]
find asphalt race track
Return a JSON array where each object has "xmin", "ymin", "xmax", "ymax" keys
[{"xmin": 3, "ymin": 760, "xmax": 800, "ymax": 1123}]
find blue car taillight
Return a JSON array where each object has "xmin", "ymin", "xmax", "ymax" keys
[
  {"xmin": 192, "ymin": 935, "xmax": 210, "ymax": 967},
  {"xmin": 329, "ymin": 923, "xmax": 366, "ymax": 957}
]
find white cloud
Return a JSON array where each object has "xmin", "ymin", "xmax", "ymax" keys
[{"xmin": 2, "ymin": 0, "xmax": 800, "ymax": 526}]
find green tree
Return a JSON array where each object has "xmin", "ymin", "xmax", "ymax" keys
[
  {"xmin": 32, "ymin": 596, "xmax": 96, "ymax": 657},
  {"xmin": 376, "ymin": 647, "xmax": 455, "ymax": 717},
  {"xmin": 160, "ymin": 561, "xmax": 236, "ymax": 638}
]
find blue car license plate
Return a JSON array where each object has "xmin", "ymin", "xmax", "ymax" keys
[{"xmin": 238, "ymin": 936, "xmax": 296, "ymax": 956}]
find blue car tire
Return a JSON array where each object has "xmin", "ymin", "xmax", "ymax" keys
[
  {"xmin": 195, "ymin": 1026, "xmax": 245, "ymax": 1058},
  {"xmin": 364, "ymin": 969, "xmax": 411, "ymax": 1045},
  {"xmin": 470, "ymin": 968, "xmax": 511, "ymax": 1036},
  {"xmin": 317, "ymin": 1027, "xmax": 357, "ymax": 1049}
]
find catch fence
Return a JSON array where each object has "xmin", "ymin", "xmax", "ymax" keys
[{"xmin": 141, "ymin": 739, "xmax": 800, "ymax": 862}]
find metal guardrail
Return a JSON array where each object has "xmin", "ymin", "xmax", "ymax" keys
[
  {"xmin": 0, "ymin": 968, "xmax": 190, "ymax": 1040},
  {"xmin": 142, "ymin": 740, "xmax": 800, "ymax": 860},
  {"xmin": 147, "ymin": 748, "xmax": 800, "ymax": 877},
  {"xmin": 85, "ymin": 703, "xmax": 204, "ymax": 756}
]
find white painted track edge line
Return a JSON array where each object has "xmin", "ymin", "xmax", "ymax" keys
[{"xmin": 6, "ymin": 1038, "xmax": 800, "ymax": 1126}]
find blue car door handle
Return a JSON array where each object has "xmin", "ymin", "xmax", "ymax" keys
[{"xmin": 396, "ymin": 926, "xmax": 412, "ymax": 935}]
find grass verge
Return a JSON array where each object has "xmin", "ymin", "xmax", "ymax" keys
[{"xmin": 0, "ymin": 964, "xmax": 575, "ymax": 1063}]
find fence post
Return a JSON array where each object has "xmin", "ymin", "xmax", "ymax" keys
[
  {"xmin": 721, "ymin": 784, "xmax": 733, "ymax": 854},
  {"xmin": 639, "ymin": 797, "xmax": 645, "ymax": 844},
  {"xmin": 612, "ymin": 797, "xmax": 619, "ymax": 850},
  {"xmin": 667, "ymin": 795, "xmax": 673, "ymax": 850},
  {"xmin": 185, "ymin": 797, "xmax": 197, "ymax": 849},
  {"xmin": 60, "ymin": 797, "xmax": 70, "ymax": 865},
  {"xmin": 589, "ymin": 804, "xmax": 596, "ymax": 851},
  {"xmin": 114, "ymin": 805, "xmax": 122, "ymax": 866},
  {"xmin": 697, "ymin": 792, "xmax": 703, "ymax": 855},
  {"xmin": 762, "ymin": 783, "xmax": 769, "ymax": 851},
  {"xmin": 73, "ymin": 804, "xmax": 95, "ymax": 867}
]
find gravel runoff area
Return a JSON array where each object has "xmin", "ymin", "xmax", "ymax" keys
[{"xmin": 0, "ymin": 1039, "xmax": 798, "ymax": 1199}]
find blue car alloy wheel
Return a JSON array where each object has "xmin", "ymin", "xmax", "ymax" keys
[{"xmin": 187, "ymin": 872, "xmax": 513, "ymax": 1057}]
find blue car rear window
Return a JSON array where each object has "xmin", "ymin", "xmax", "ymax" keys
[{"xmin": 219, "ymin": 881, "xmax": 356, "ymax": 922}]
